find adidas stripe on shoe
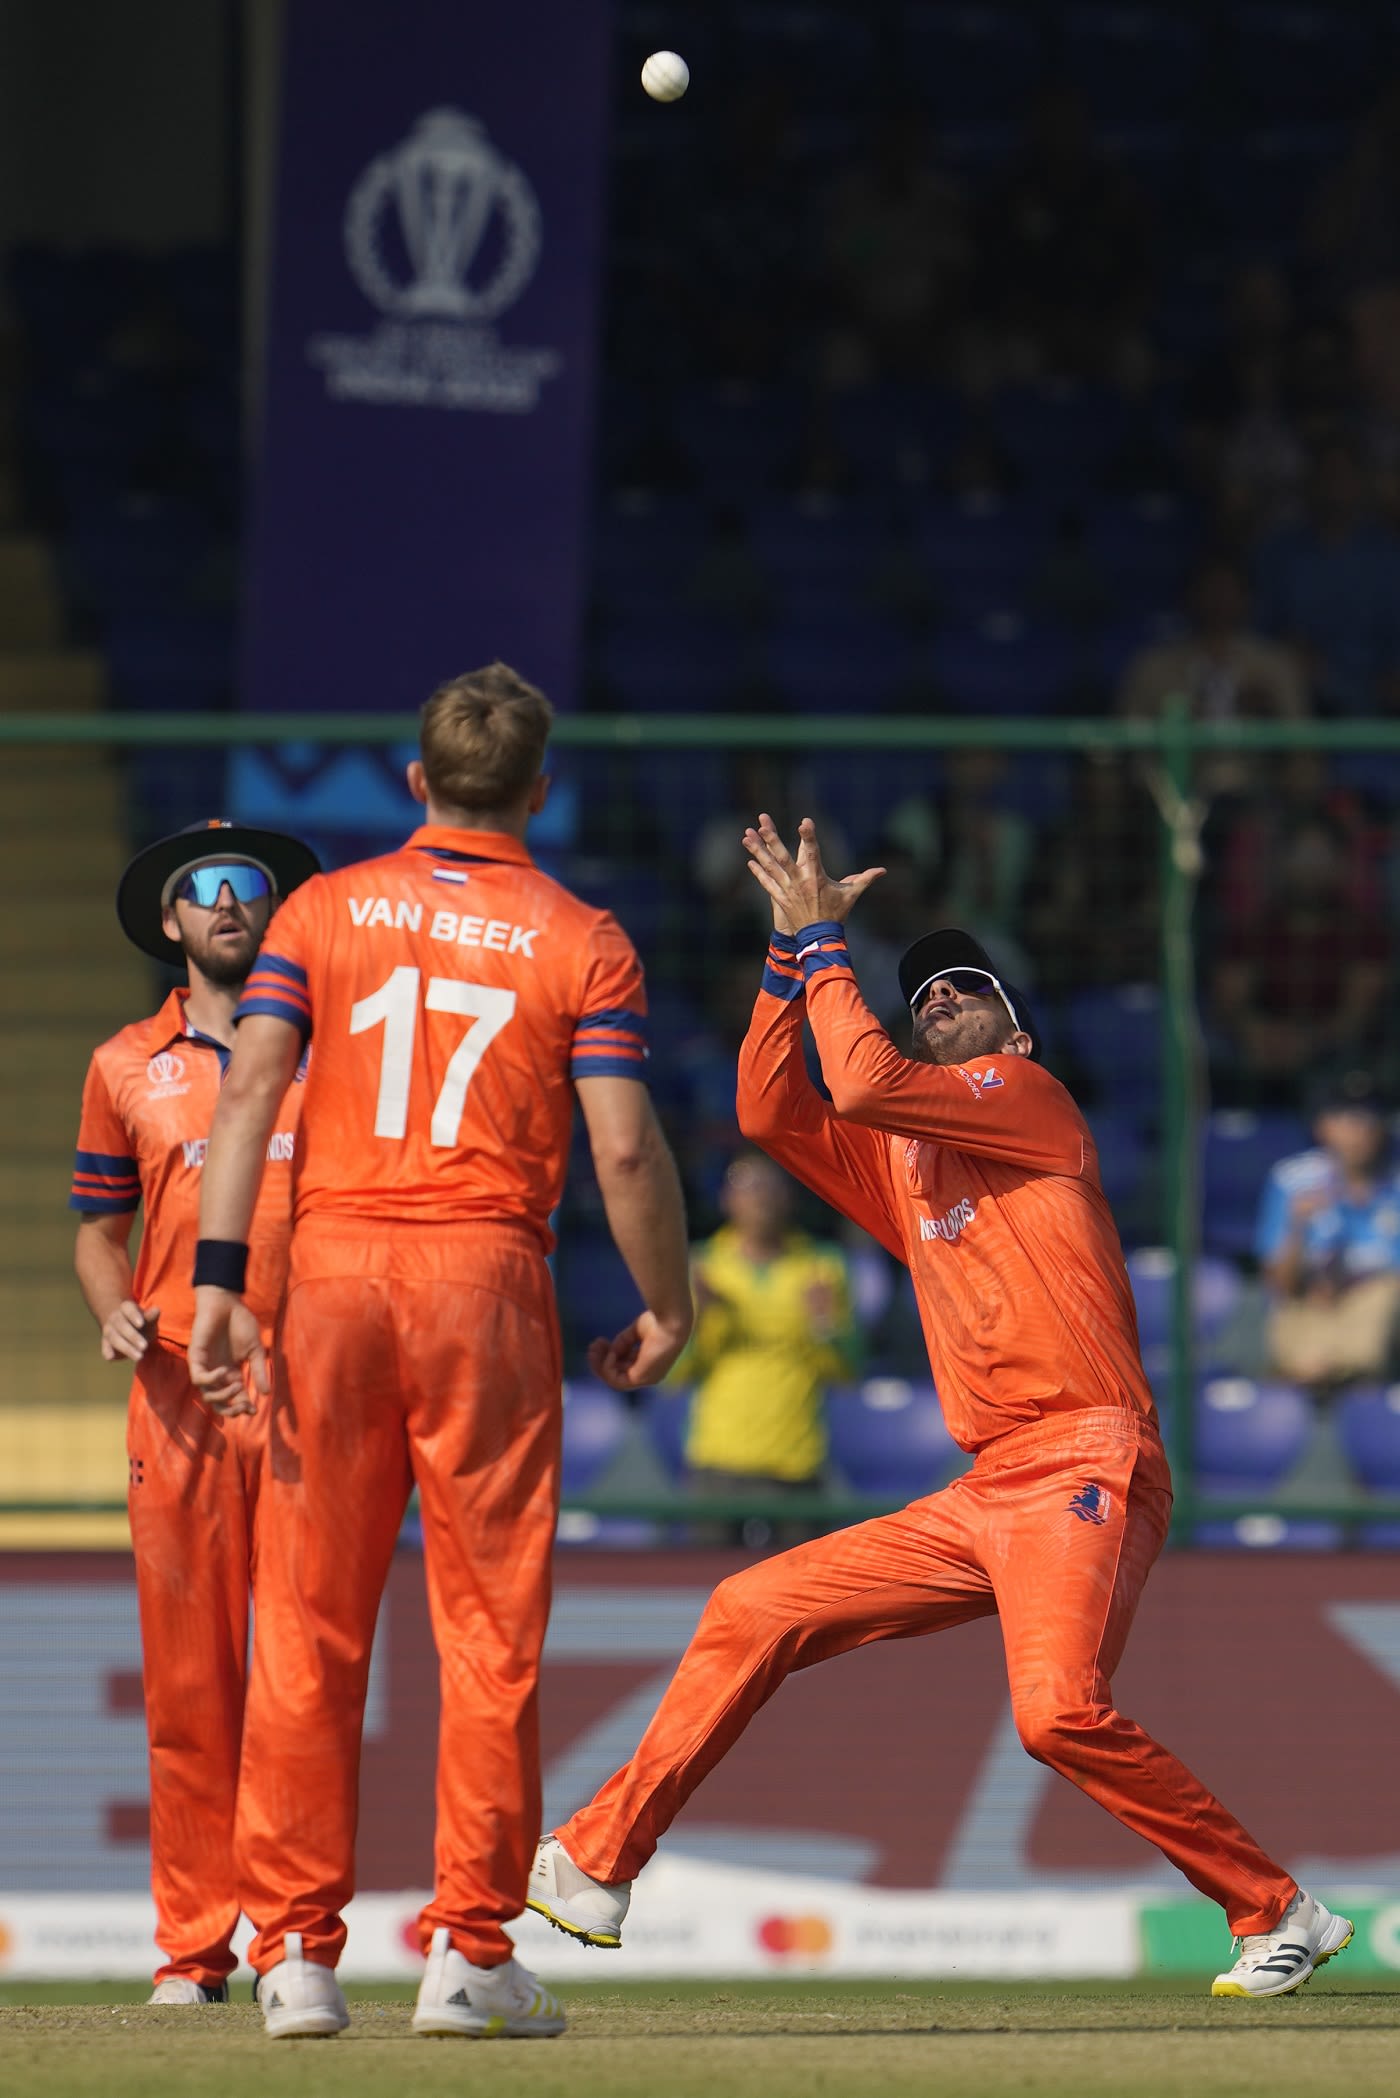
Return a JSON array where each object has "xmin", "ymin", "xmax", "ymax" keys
[
  {"xmin": 412, "ymin": 1928, "xmax": 565, "ymax": 2039},
  {"xmin": 257, "ymin": 1931, "xmax": 350, "ymax": 2038},
  {"xmin": 1211, "ymin": 1890, "xmax": 1354, "ymax": 1998}
]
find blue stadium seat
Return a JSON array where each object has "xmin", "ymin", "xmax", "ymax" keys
[
  {"xmin": 1062, "ymin": 982, "xmax": 1162, "ymax": 1119},
  {"xmin": 1194, "ymin": 1516, "xmax": 1345, "ymax": 1551},
  {"xmin": 732, "ymin": 4, "xmax": 879, "ymax": 111},
  {"xmin": 556, "ymin": 1238, "xmax": 643, "ymax": 1348},
  {"xmin": 643, "ymin": 1384, "xmax": 692, "ymax": 1483},
  {"xmin": 1195, "ymin": 1375, "xmax": 1313, "ymax": 1491},
  {"xmin": 1063, "ymin": 5, "xmax": 1205, "ymax": 121},
  {"xmin": 1225, "ymin": 6, "xmax": 1375, "ymax": 123},
  {"xmin": 1085, "ymin": 495, "xmax": 1193, "ymax": 605},
  {"xmin": 989, "ymin": 382, "xmax": 1126, "ymax": 485},
  {"xmin": 766, "ymin": 615, "xmax": 909, "ymax": 713},
  {"xmin": 597, "ymin": 618, "xmax": 763, "ymax": 712},
  {"xmin": 1201, "ymin": 125, "xmax": 1350, "ymax": 256},
  {"xmin": 902, "ymin": 3, "xmax": 1047, "ymax": 123},
  {"xmin": 104, "ymin": 611, "xmax": 235, "ymax": 710},
  {"xmin": 1200, "ymin": 1110, "xmax": 1310, "ymax": 1260},
  {"xmin": 1358, "ymin": 1523, "xmax": 1400, "ymax": 1551},
  {"xmin": 1335, "ymin": 1384, "xmax": 1400, "ymax": 1493},
  {"xmin": 1127, "ymin": 1248, "xmax": 1244, "ymax": 1348},
  {"xmin": 917, "ymin": 495, "xmax": 1049, "ymax": 620},
  {"xmin": 929, "ymin": 617, "xmax": 1076, "ymax": 715},
  {"xmin": 560, "ymin": 1379, "xmax": 630, "ymax": 1495},
  {"xmin": 1085, "ymin": 1107, "xmax": 1150, "ymax": 1215},
  {"xmin": 827, "ymin": 1378, "xmax": 959, "ymax": 1498}
]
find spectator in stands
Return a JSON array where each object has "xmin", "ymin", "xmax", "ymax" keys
[
  {"xmin": 1024, "ymin": 751, "xmax": 1160, "ymax": 999},
  {"xmin": 1256, "ymin": 1069, "xmax": 1400, "ymax": 1392},
  {"xmin": 976, "ymin": 85, "xmax": 1151, "ymax": 385},
  {"xmin": 881, "ymin": 749, "xmax": 1034, "ymax": 967},
  {"xmin": 683, "ymin": 503, "xmax": 774, "ymax": 629},
  {"xmin": 664, "ymin": 1149, "xmax": 858, "ymax": 1545},
  {"xmin": 1115, "ymin": 555, "xmax": 1309, "ymax": 798},
  {"xmin": 818, "ymin": 109, "xmax": 971, "ymax": 386},
  {"xmin": 1211, "ymin": 813, "xmax": 1390, "ymax": 1106},
  {"xmin": 1207, "ymin": 749, "xmax": 1385, "ymax": 935},
  {"xmin": 1253, "ymin": 434, "xmax": 1400, "ymax": 715}
]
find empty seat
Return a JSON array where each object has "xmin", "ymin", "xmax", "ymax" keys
[
  {"xmin": 1335, "ymin": 1384, "xmax": 1400, "ymax": 1493},
  {"xmin": 1201, "ymin": 1110, "xmax": 1310, "ymax": 1260},
  {"xmin": 560, "ymin": 1379, "xmax": 630, "ymax": 1495},
  {"xmin": 1194, "ymin": 1515, "xmax": 1344, "ymax": 1551},
  {"xmin": 1127, "ymin": 1248, "xmax": 1244, "ymax": 1353},
  {"xmin": 1195, "ymin": 1375, "xmax": 1313, "ymax": 1491},
  {"xmin": 556, "ymin": 1238, "xmax": 643, "ymax": 1350},
  {"xmin": 1225, "ymin": 6, "xmax": 1374, "ymax": 123},
  {"xmin": 902, "ymin": 4, "xmax": 1047, "ymax": 123},
  {"xmin": 1063, "ymin": 5, "xmax": 1205, "ymax": 121},
  {"xmin": 929, "ymin": 617, "xmax": 1076, "ymax": 715},
  {"xmin": 643, "ymin": 1384, "xmax": 692, "ymax": 1483},
  {"xmin": 827, "ymin": 1378, "xmax": 958, "ymax": 1499},
  {"xmin": 1062, "ymin": 982, "xmax": 1162, "ymax": 1118}
]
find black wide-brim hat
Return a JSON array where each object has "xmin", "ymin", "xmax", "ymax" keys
[
  {"xmin": 116, "ymin": 819, "xmax": 322, "ymax": 966},
  {"xmin": 897, "ymin": 926, "xmax": 1042, "ymax": 1061}
]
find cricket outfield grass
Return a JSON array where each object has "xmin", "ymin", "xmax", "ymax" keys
[{"xmin": 2, "ymin": 1976, "xmax": 1397, "ymax": 2098}]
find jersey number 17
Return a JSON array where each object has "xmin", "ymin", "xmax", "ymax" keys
[{"xmin": 350, "ymin": 965, "xmax": 517, "ymax": 1146}]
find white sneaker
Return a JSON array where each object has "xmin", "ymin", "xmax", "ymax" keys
[
  {"xmin": 1212, "ymin": 1890, "xmax": 1354, "ymax": 1997},
  {"xmin": 257, "ymin": 1931, "xmax": 350, "ymax": 2038},
  {"xmin": 412, "ymin": 1927, "xmax": 565, "ymax": 2039},
  {"xmin": 525, "ymin": 1833, "xmax": 630, "ymax": 1948},
  {"xmin": 147, "ymin": 1978, "xmax": 228, "ymax": 2004}
]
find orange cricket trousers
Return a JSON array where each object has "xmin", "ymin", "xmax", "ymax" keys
[
  {"xmin": 127, "ymin": 1339, "xmax": 266, "ymax": 1987},
  {"xmin": 235, "ymin": 1217, "xmax": 562, "ymax": 1975},
  {"xmin": 561, "ymin": 1408, "xmax": 1297, "ymax": 1937}
]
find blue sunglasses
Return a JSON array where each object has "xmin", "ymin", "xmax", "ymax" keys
[{"xmin": 169, "ymin": 862, "xmax": 272, "ymax": 908}]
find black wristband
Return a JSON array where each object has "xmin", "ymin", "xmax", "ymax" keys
[{"xmin": 193, "ymin": 1239, "xmax": 250, "ymax": 1292}]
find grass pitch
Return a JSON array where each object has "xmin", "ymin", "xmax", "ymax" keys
[{"xmin": 2, "ymin": 1976, "xmax": 1397, "ymax": 2098}]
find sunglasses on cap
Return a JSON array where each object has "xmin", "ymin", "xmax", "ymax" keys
[
  {"xmin": 909, "ymin": 966, "xmax": 1026, "ymax": 1036},
  {"xmin": 165, "ymin": 862, "xmax": 273, "ymax": 909}
]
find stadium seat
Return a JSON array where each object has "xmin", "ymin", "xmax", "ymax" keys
[
  {"xmin": 1335, "ymin": 1384, "xmax": 1400, "ymax": 1493},
  {"xmin": 989, "ymin": 382, "xmax": 1126, "ymax": 486},
  {"xmin": 1225, "ymin": 5, "xmax": 1375, "ymax": 123},
  {"xmin": 1063, "ymin": 5, "xmax": 1205, "ymax": 122},
  {"xmin": 929, "ymin": 617, "xmax": 1076, "ymax": 715},
  {"xmin": 1194, "ymin": 1516, "xmax": 1345, "ymax": 1551},
  {"xmin": 1200, "ymin": 1110, "xmax": 1310, "ymax": 1260},
  {"xmin": 827, "ymin": 1378, "xmax": 959, "ymax": 1499},
  {"xmin": 916, "ymin": 495, "xmax": 1049, "ymax": 621},
  {"xmin": 1085, "ymin": 1107, "xmax": 1150, "ymax": 1216},
  {"xmin": 560, "ymin": 1380, "xmax": 630, "ymax": 1496},
  {"xmin": 902, "ymin": 3, "xmax": 1047, "ymax": 124},
  {"xmin": 766, "ymin": 615, "xmax": 909, "ymax": 714},
  {"xmin": 1062, "ymin": 982, "xmax": 1162, "ymax": 1119},
  {"xmin": 1195, "ymin": 1375, "xmax": 1313, "ymax": 1492},
  {"xmin": 643, "ymin": 1384, "xmax": 692, "ymax": 1483},
  {"xmin": 556, "ymin": 1238, "xmax": 643, "ymax": 1351},
  {"xmin": 1127, "ymin": 1248, "xmax": 1244, "ymax": 1353}
]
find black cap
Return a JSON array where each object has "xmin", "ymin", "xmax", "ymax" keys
[
  {"xmin": 116, "ymin": 820, "xmax": 321, "ymax": 966},
  {"xmin": 1307, "ymin": 1066, "xmax": 1391, "ymax": 1119},
  {"xmin": 897, "ymin": 927, "xmax": 1042, "ymax": 1060}
]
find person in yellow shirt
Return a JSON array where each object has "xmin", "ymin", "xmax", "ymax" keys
[{"xmin": 668, "ymin": 1150, "xmax": 859, "ymax": 1543}]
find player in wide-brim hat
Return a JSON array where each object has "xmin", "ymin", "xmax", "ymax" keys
[{"xmin": 116, "ymin": 819, "xmax": 322, "ymax": 967}]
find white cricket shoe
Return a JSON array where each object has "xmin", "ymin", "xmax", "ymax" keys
[
  {"xmin": 257, "ymin": 1931, "xmax": 350, "ymax": 2037},
  {"xmin": 411, "ymin": 1927, "xmax": 565, "ymax": 2038},
  {"xmin": 147, "ymin": 1977, "xmax": 228, "ymax": 2004},
  {"xmin": 525, "ymin": 1833, "xmax": 630, "ymax": 1948},
  {"xmin": 1211, "ymin": 1890, "xmax": 1354, "ymax": 1997}
]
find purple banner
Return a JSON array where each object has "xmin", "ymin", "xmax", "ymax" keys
[{"xmin": 242, "ymin": 0, "xmax": 614, "ymax": 714}]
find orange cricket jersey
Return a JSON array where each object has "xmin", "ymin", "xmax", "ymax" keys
[
  {"xmin": 737, "ymin": 927, "xmax": 1158, "ymax": 1454},
  {"xmin": 235, "ymin": 824, "xmax": 648, "ymax": 1247},
  {"xmin": 70, "ymin": 988, "xmax": 302, "ymax": 1343}
]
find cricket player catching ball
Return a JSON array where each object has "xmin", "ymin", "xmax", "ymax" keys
[{"xmin": 527, "ymin": 812, "xmax": 1354, "ymax": 2002}]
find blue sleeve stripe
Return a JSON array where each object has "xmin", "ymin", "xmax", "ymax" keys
[
  {"xmin": 571, "ymin": 1055, "xmax": 652, "ymax": 1084},
  {"xmin": 253, "ymin": 951, "xmax": 309, "ymax": 987},
  {"xmin": 74, "ymin": 1148, "xmax": 137, "ymax": 1176},
  {"xmin": 69, "ymin": 1192, "xmax": 139, "ymax": 1215},
  {"xmin": 761, "ymin": 962, "xmax": 804, "ymax": 1002},
  {"xmin": 576, "ymin": 1007, "xmax": 649, "ymax": 1037},
  {"xmin": 234, "ymin": 994, "xmax": 313, "ymax": 1041},
  {"xmin": 801, "ymin": 948, "xmax": 855, "ymax": 977}
]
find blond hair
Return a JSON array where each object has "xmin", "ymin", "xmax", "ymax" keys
[{"xmin": 419, "ymin": 662, "xmax": 554, "ymax": 812}]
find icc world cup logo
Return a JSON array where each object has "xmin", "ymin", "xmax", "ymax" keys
[{"xmin": 344, "ymin": 108, "xmax": 542, "ymax": 322}]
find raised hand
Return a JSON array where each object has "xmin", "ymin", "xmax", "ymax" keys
[{"xmin": 742, "ymin": 813, "xmax": 885, "ymax": 929}]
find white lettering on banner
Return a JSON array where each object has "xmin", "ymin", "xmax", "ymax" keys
[
  {"xmin": 305, "ymin": 111, "xmax": 563, "ymax": 417},
  {"xmin": 920, "ymin": 1198, "xmax": 977, "ymax": 1243},
  {"xmin": 182, "ymin": 1133, "xmax": 295, "ymax": 1170}
]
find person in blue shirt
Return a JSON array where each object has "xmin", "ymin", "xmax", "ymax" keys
[{"xmin": 1256, "ymin": 1069, "xmax": 1400, "ymax": 1389}]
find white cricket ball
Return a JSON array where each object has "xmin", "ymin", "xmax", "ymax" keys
[{"xmin": 641, "ymin": 50, "xmax": 689, "ymax": 103}]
